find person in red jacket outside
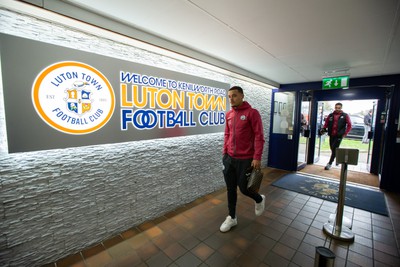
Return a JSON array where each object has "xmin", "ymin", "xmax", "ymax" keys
[
  {"xmin": 321, "ymin": 102, "xmax": 352, "ymax": 170},
  {"xmin": 220, "ymin": 86, "xmax": 265, "ymax": 233}
]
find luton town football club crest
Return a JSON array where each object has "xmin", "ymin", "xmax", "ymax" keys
[
  {"xmin": 32, "ymin": 61, "xmax": 115, "ymax": 134},
  {"xmin": 65, "ymin": 81, "xmax": 93, "ymax": 115}
]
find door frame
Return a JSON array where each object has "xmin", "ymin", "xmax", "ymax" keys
[
  {"xmin": 267, "ymin": 90, "xmax": 299, "ymax": 171},
  {"xmin": 268, "ymin": 86, "xmax": 389, "ymax": 174},
  {"xmin": 311, "ymin": 88, "xmax": 387, "ymax": 175}
]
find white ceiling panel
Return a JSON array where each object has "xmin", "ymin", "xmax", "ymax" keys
[{"xmin": 65, "ymin": 0, "xmax": 400, "ymax": 85}]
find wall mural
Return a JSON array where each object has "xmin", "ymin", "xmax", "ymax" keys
[{"xmin": 0, "ymin": 34, "xmax": 229, "ymax": 153}]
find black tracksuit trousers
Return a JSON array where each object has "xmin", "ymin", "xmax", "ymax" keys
[
  {"xmin": 222, "ymin": 154, "xmax": 263, "ymax": 219},
  {"xmin": 328, "ymin": 135, "xmax": 343, "ymax": 165}
]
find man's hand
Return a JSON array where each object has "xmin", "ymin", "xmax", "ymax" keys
[{"xmin": 251, "ymin": 160, "xmax": 261, "ymax": 170}]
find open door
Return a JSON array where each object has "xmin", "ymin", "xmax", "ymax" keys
[
  {"xmin": 268, "ymin": 91, "xmax": 298, "ymax": 171},
  {"xmin": 314, "ymin": 102, "xmax": 325, "ymax": 163},
  {"xmin": 365, "ymin": 101, "xmax": 377, "ymax": 171},
  {"xmin": 297, "ymin": 92, "xmax": 311, "ymax": 170}
]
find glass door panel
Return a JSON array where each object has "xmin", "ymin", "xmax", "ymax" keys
[
  {"xmin": 298, "ymin": 100, "xmax": 310, "ymax": 167},
  {"xmin": 272, "ymin": 92, "xmax": 295, "ymax": 135}
]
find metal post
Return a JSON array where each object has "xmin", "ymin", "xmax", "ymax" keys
[
  {"xmin": 367, "ymin": 138, "xmax": 371, "ymax": 164},
  {"xmin": 335, "ymin": 162, "xmax": 347, "ymax": 231},
  {"xmin": 323, "ymin": 162, "xmax": 355, "ymax": 242}
]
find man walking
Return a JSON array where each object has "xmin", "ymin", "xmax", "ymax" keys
[
  {"xmin": 322, "ymin": 102, "xmax": 352, "ymax": 170},
  {"xmin": 220, "ymin": 86, "xmax": 265, "ymax": 232}
]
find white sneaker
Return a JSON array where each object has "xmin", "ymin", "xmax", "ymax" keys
[
  {"xmin": 324, "ymin": 164, "xmax": 332, "ymax": 170},
  {"xmin": 220, "ymin": 216, "xmax": 237, "ymax": 232},
  {"xmin": 255, "ymin": 195, "xmax": 265, "ymax": 216}
]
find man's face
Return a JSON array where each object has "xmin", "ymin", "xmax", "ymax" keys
[
  {"xmin": 334, "ymin": 105, "xmax": 342, "ymax": 112},
  {"xmin": 228, "ymin": 89, "xmax": 244, "ymax": 107}
]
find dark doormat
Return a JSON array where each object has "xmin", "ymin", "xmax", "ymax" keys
[{"xmin": 272, "ymin": 173, "xmax": 388, "ymax": 216}]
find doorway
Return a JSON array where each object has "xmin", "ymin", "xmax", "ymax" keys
[
  {"xmin": 313, "ymin": 99, "xmax": 377, "ymax": 174},
  {"xmin": 299, "ymin": 99, "xmax": 380, "ymax": 187},
  {"xmin": 271, "ymin": 81, "xmax": 394, "ymax": 190}
]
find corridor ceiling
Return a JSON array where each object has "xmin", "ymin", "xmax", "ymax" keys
[{"xmin": 62, "ymin": 0, "xmax": 400, "ymax": 85}]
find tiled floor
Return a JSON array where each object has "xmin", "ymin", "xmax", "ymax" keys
[{"xmin": 44, "ymin": 168, "xmax": 400, "ymax": 267}]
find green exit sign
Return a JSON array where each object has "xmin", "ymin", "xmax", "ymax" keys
[{"xmin": 322, "ymin": 76, "xmax": 350, "ymax": 89}]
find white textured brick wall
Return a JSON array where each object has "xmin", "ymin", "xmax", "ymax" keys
[{"xmin": 0, "ymin": 8, "xmax": 272, "ymax": 266}]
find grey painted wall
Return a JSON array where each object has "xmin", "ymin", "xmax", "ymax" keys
[{"xmin": 0, "ymin": 7, "xmax": 272, "ymax": 266}]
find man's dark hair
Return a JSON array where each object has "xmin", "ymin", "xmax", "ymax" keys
[
  {"xmin": 335, "ymin": 102, "xmax": 343, "ymax": 107},
  {"xmin": 229, "ymin": 86, "xmax": 244, "ymax": 94}
]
